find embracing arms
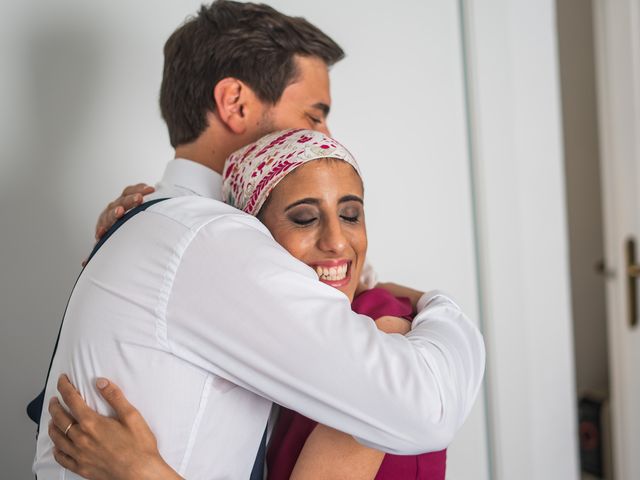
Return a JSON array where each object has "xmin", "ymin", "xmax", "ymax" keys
[
  {"xmin": 49, "ymin": 316, "xmax": 411, "ymax": 480},
  {"xmin": 85, "ymin": 193, "xmax": 485, "ymax": 451},
  {"xmin": 158, "ymin": 214, "xmax": 484, "ymax": 453},
  {"xmin": 288, "ymin": 316, "xmax": 411, "ymax": 480},
  {"xmin": 58, "ymin": 188, "xmax": 485, "ymax": 477}
]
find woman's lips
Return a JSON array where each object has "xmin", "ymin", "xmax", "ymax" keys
[{"xmin": 312, "ymin": 260, "xmax": 352, "ymax": 288}]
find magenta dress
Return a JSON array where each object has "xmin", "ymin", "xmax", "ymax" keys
[{"xmin": 266, "ymin": 288, "xmax": 447, "ymax": 479}]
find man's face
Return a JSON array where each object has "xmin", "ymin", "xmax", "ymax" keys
[{"xmin": 262, "ymin": 55, "xmax": 332, "ymax": 136}]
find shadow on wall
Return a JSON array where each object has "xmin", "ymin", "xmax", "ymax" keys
[{"xmin": 0, "ymin": 18, "xmax": 104, "ymax": 476}]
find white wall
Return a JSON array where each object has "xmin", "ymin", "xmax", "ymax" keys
[
  {"xmin": 0, "ymin": 1, "xmax": 187, "ymax": 477},
  {"xmin": 462, "ymin": 0, "xmax": 580, "ymax": 478},
  {"xmin": 0, "ymin": 1, "xmax": 490, "ymax": 478}
]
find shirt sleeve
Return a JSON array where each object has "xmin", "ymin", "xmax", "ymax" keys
[{"xmin": 165, "ymin": 215, "xmax": 485, "ymax": 455}]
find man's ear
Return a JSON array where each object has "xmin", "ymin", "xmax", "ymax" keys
[{"xmin": 213, "ymin": 78, "xmax": 260, "ymax": 134}]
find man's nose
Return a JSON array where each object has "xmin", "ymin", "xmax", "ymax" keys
[{"xmin": 318, "ymin": 122, "xmax": 330, "ymax": 136}]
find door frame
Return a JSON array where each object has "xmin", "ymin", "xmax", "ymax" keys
[{"xmin": 593, "ymin": 0, "xmax": 640, "ymax": 478}]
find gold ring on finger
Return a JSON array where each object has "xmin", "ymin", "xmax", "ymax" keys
[{"xmin": 63, "ymin": 422, "xmax": 75, "ymax": 436}]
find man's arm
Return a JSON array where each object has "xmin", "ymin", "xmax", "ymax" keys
[
  {"xmin": 93, "ymin": 184, "xmax": 427, "ymax": 320},
  {"xmin": 165, "ymin": 213, "xmax": 485, "ymax": 454},
  {"xmin": 46, "ymin": 316, "xmax": 415, "ymax": 480},
  {"xmin": 73, "ymin": 200, "xmax": 483, "ymax": 453},
  {"xmin": 288, "ymin": 315, "xmax": 410, "ymax": 480}
]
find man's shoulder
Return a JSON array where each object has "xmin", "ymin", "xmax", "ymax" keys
[{"xmin": 148, "ymin": 196, "xmax": 270, "ymax": 236}]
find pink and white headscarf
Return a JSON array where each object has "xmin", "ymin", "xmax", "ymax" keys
[{"xmin": 222, "ymin": 129, "xmax": 361, "ymax": 216}]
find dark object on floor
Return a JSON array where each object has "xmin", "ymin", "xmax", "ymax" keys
[{"xmin": 579, "ymin": 395, "xmax": 606, "ymax": 478}]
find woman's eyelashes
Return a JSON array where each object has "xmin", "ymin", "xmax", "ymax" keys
[
  {"xmin": 287, "ymin": 208, "xmax": 318, "ymax": 226},
  {"xmin": 340, "ymin": 214, "xmax": 360, "ymax": 223},
  {"xmin": 286, "ymin": 207, "xmax": 362, "ymax": 227},
  {"xmin": 339, "ymin": 205, "xmax": 363, "ymax": 224},
  {"xmin": 290, "ymin": 215, "xmax": 317, "ymax": 226}
]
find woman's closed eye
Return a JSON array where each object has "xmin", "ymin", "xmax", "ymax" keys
[
  {"xmin": 340, "ymin": 214, "xmax": 360, "ymax": 223},
  {"xmin": 291, "ymin": 216, "xmax": 317, "ymax": 226},
  {"xmin": 287, "ymin": 209, "xmax": 318, "ymax": 226},
  {"xmin": 339, "ymin": 205, "xmax": 362, "ymax": 224}
]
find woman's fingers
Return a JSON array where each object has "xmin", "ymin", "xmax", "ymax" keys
[
  {"xmin": 121, "ymin": 183, "xmax": 154, "ymax": 198},
  {"xmin": 47, "ymin": 376, "xmax": 165, "ymax": 480},
  {"xmin": 120, "ymin": 193, "xmax": 143, "ymax": 213},
  {"xmin": 94, "ymin": 183, "xmax": 154, "ymax": 240},
  {"xmin": 110, "ymin": 206, "xmax": 125, "ymax": 223},
  {"xmin": 56, "ymin": 374, "xmax": 94, "ymax": 423},
  {"xmin": 48, "ymin": 419, "xmax": 79, "ymax": 459},
  {"xmin": 52, "ymin": 447, "xmax": 81, "ymax": 475},
  {"xmin": 95, "ymin": 378, "xmax": 138, "ymax": 422},
  {"xmin": 48, "ymin": 396, "xmax": 76, "ymax": 435}
]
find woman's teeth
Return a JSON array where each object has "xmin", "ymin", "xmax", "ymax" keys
[{"xmin": 316, "ymin": 264, "xmax": 348, "ymax": 281}]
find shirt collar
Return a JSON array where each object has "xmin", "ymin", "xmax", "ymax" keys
[{"xmin": 160, "ymin": 158, "xmax": 222, "ymax": 200}]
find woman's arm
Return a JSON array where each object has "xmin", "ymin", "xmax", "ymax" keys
[
  {"xmin": 290, "ymin": 425, "xmax": 384, "ymax": 480},
  {"xmin": 374, "ymin": 315, "xmax": 411, "ymax": 335},
  {"xmin": 289, "ymin": 315, "xmax": 410, "ymax": 479},
  {"xmin": 49, "ymin": 375, "xmax": 181, "ymax": 480}
]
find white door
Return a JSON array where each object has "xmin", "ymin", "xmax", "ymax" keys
[{"xmin": 594, "ymin": 1, "xmax": 640, "ymax": 478}]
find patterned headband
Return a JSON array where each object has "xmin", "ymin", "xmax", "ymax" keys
[{"xmin": 222, "ymin": 129, "xmax": 361, "ymax": 216}]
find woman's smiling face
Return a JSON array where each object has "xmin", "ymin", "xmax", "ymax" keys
[{"xmin": 258, "ymin": 159, "xmax": 367, "ymax": 301}]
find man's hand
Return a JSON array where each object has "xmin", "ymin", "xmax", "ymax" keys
[
  {"xmin": 95, "ymin": 184, "xmax": 155, "ymax": 240},
  {"xmin": 48, "ymin": 374, "xmax": 180, "ymax": 480}
]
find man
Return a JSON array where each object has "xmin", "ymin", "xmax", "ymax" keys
[{"xmin": 36, "ymin": 1, "xmax": 485, "ymax": 478}]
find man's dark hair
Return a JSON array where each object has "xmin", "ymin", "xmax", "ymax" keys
[{"xmin": 160, "ymin": 0, "xmax": 345, "ymax": 147}]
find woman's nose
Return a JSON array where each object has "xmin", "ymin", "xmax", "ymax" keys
[{"xmin": 318, "ymin": 218, "xmax": 347, "ymax": 254}]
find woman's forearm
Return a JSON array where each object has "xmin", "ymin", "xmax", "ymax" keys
[{"xmin": 131, "ymin": 456, "xmax": 184, "ymax": 480}]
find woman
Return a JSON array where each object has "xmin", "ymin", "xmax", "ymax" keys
[{"xmin": 50, "ymin": 129, "xmax": 447, "ymax": 479}]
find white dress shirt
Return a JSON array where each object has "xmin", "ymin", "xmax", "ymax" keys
[{"xmin": 34, "ymin": 159, "xmax": 485, "ymax": 479}]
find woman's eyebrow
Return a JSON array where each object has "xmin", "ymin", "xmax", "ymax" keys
[
  {"xmin": 284, "ymin": 195, "xmax": 362, "ymax": 211},
  {"xmin": 285, "ymin": 198, "xmax": 320, "ymax": 211},
  {"xmin": 338, "ymin": 195, "xmax": 363, "ymax": 204}
]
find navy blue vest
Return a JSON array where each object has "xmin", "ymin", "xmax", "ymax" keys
[{"xmin": 27, "ymin": 197, "xmax": 266, "ymax": 479}]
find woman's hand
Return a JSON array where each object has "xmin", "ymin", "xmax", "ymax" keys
[
  {"xmin": 94, "ymin": 183, "xmax": 155, "ymax": 240},
  {"xmin": 48, "ymin": 374, "xmax": 181, "ymax": 480},
  {"xmin": 81, "ymin": 183, "xmax": 154, "ymax": 266},
  {"xmin": 374, "ymin": 315, "xmax": 411, "ymax": 335}
]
